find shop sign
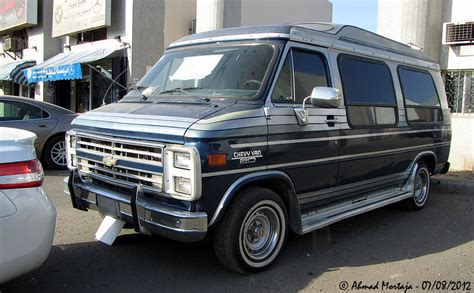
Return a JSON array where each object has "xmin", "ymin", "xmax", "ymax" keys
[
  {"xmin": 0, "ymin": 0, "xmax": 38, "ymax": 33},
  {"xmin": 52, "ymin": 0, "xmax": 111, "ymax": 38},
  {"xmin": 24, "ymin": 63, "xmax": 82, "ymax": 83}
]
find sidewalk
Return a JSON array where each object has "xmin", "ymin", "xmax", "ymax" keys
[{"xmin": 431, "ymin": 171, "xmax": 474, "ymax": 194}]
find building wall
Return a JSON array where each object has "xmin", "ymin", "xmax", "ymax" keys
[
  {"xmin": 377, "ymin": 0, "xmax": 443, "ymax": 62},
  {"xmin": 130, "ymin": 0, "xmax": 165, "ymax": 84},
  {"xmin": 440, "ymin": 0, "xmax": 474, "ymax": 70},
  {"xmin": 196, "ymin": 0, "xmax": 332, "ymax": 33},
  {"xmin": 239, "ymin": 0, "xmax": 332, "ymax": 26},
  {"xmin": 164, "ymin": 0, "xmax": 197, "ymax": 50},
  {"xmin": 0, "ymin": 0, "xmax": 61, "ymax": 102},
  {"xmin": 449, "ymin": 114, "xmax": 474, "ymax": 171}
]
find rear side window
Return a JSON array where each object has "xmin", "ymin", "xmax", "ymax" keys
[
  {"xmin": 338, "ymin": 55, "xmax": 397, "ymax": 127},
  {"xmin": 0, "ymin": 101, "xmax": 49, "ymax": 121},
  {"xmin": 398, "ymin": 67, "xmax": 442, "ymax": 124}
]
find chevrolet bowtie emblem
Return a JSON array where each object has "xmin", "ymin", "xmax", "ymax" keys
[{"xmin": 102, "ymin": 156, "xmax": 118, "ymax": 167}]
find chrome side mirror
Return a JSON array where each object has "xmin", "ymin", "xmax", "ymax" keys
[
  {"xmin": 294, "ymin": 87, "xmax": 341, "ymax": 126},
  {"xmin": 309, "ymin": 87, "xmax": 341, "ymax": 108}
]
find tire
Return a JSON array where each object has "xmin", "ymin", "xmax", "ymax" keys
[
  {"xmin": 43, "ymin": 135, "xmax": 67, "ymax": 170},
  {"xmin": 213, "ymin": 187, "xmax": 288, "ymax": 274},
  {"xmin": 405, "ymin": 161, "xmax": 430, "ymax": 211}
]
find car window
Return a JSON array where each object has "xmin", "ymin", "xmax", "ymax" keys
[
  {"xmin": 271, "ymin": 49, "xmax": 330, "ymax": 104},
  {"xmin": 398, "ymin": 66, "xmax": 442, "ymax": 124},
  {"xmin": 0, "ymin": 101, "xmax": 49, "ymax": 121},
  {"xmin": 293, "ymin": 50, "xmax": 329, "ymax": 103},
  {"xmin": 338, "ymin": 54, "xmax": 397, "ymax": 127},
  {"xmin": 398, "ymin": 67, "xmax": 440, "ymax": 107},
  {"xmin": 271, "ymin": 52, "xmax": 293, "ymax": 103}
]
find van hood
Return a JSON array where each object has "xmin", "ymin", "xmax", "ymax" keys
[{"xmin": 71, "ymin": 100, "xmax": 236, "ymax": 143}]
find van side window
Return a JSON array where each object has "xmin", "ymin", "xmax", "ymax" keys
[
  {"xmin": 398, "ymin": 67, "xmax": 442, "ymax": 124},
  {"xmin": 338, "ymin": 55, "xmax": 397, "ymax": 127},
  {"xmin": 271, "ymin": 49, "xmax": 330, "ymax": 104},
  {"xmin": 293, "ymin": 51, "xmax": 329, "ymax": 103},
  {"xmin": 271, "ymin": 52, "xmax": 293, "ymax": 102}
]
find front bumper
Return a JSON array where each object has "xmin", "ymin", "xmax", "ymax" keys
[{"xmin": 64, "ymin": 172, "xmax": 207, "ymax": 242}]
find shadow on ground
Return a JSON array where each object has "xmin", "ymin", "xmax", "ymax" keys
[{"xmin": 2, "ymin": 190, "xmax": 473, "ymax": 292}]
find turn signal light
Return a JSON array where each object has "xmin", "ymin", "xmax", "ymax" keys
[
  {"xmin": 0, "ymin": 159, "xmax": 44, "ymax": 189},
  {"xmin": 208, "ymin": 154, "xmax": 227, "ymax": 167}
]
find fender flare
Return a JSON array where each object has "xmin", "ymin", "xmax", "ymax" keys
[{"xmin": 208, "ymin": 171, "xmax": 299, "ymax": 228}]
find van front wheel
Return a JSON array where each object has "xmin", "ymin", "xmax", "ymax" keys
[{"xmin": 213, "ymin": 187, "xmax": 288, "ymax": 274}]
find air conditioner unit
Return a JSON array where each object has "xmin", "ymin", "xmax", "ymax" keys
[
  {"xmin": 443, "ymin": 21, "xmax": 474, "ymax": 45},
  {"xmin": 2, "ymin": 37, "xmax": 26, "ymax": 52}
]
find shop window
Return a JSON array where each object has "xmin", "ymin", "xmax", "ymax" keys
[
  {"xmin": 271, "ymin": 49, "xmax": 330, "ymax": 104},
  {"xmin": 398, "ymin": 66, "xmax": 442, "ymax": 123},
  {"xmin": 338, "ymin": 54, "xmax": 397, "ymax": 127},
  {"xmin": 78, "ymin": 28, "xmax": 107, "ymax": 44}
]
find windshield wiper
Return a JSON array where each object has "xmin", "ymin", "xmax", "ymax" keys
[{"xmin": 159, "ymin": 87, "xmax": 210, "ymax": 103}]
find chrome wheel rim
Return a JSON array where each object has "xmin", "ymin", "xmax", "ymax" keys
[
  {"xmin": 414, "ymin": 168, "xmax": 429, "ymax": 204},
  {"xmin": 51, "ymin": 140, "xmax": 67, "ymax": 166},
  {"xmin": 240, "ymin": 201, "xmax": 283, "ymax": 264}
]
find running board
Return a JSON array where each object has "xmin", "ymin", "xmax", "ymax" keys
[{"xmin": 300, "ymin": 188, "xmax": 413, "ymax": 234}]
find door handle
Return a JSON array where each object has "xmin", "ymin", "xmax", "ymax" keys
[
  {"xmin": 38, "ymin": 124, "xmax": 48, "ymax": 128},
  {"xmin": 325, "ymin": 115, "xmax": 338, "ymax": 127}
]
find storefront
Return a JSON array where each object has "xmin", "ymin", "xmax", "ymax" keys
[
  {"xmin": 0, "ymin": 59, "xmax": 36, "ymax": 97},
  {"xmin": 24, "ymin": 40, "xmax": 128, "ymax": 112}
]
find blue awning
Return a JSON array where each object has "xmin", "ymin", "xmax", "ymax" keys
[
  {"xmin": 24, "ymin": 43, "xmax": 126, "ymax": 83},
  {"xmin": 0, "ymin": 60, "xmax": 36, "ymax": 85}
]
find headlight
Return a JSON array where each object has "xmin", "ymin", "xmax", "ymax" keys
[
  {"xmin": 174, "ymin": 177, "xmax": 192, "ymax": 195},
  {"xmin": 163, "ymin": 145, "xmax": 201, "ymax": 201},
  {"xmin": 66, "ymin": 130, "xmax": 77, "ymax": 170},
  {"xmin": 174, "ymin": 152, "xmax": 191, "ymax": 170}
]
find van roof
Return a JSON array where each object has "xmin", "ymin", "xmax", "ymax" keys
[{"xmin": 170, "ymin": 23, "xmax": 438, "ymax": 70}]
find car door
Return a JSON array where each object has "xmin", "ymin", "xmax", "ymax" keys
[
  {"xmin": 336, "ymin": 54, "xmax": 401, "ymax": 190},
  {"xmin": 0, "ymin": 100, "xmax": 57, "ymax": 148},
  {"xmin": 265, "ymin": 43, "xmax": 342, "ymax": 211}
]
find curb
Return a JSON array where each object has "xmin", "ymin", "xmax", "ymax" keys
[{"xmin": 431, "ymin": 177, "xmax": 474, "ymax": 194}]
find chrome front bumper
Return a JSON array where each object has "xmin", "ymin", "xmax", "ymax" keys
[{"xmin": 64, "ymin": 172, "xmax": 207, "ymax": 242}]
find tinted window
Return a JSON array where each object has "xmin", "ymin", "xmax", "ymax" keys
[
  {"xmin": 399, "ymin": 67, "xmax": 440, "ymax": 107},
  {"xmin": 293, "ymin": 51, "xmax": 329, "ymax": 103},
  {"xmin": 0, "ymin": 101, "xmax": 47, "ymax": 121},
  {"xmin": 339, "ymin": 55, "xmax": 396, "ymax": 105},
  {"xmin": 271, "ymin": 49, "xmax": 329, "ymax": 104},
  {"xmin": 271, "ymin": 53, "xmax": 293, "ymax": 102},
  {"xmin": 338, "ymin": 55, "xmax": 397, "ymax": 127}
]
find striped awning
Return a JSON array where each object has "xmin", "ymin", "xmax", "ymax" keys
[
  {"xmin": 24, "ymin": 42, "xmax": 126, "ymax": 83},
  {"xmin": 0, "ymin": 60, "xmax": 36, "ymax": 85}
]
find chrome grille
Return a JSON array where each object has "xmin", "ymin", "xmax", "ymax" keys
[{"xmin": 76, "ymin": 133, "xmax": 164, "ymax": 192}]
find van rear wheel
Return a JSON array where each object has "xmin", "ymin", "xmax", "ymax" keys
[
  {"xmin": 405, "ymin": 161, "xmax": 430, "ymax": 211},
  {"xmin": 213, "ymin": 187, "xmax": 288, "ymax": 274}
]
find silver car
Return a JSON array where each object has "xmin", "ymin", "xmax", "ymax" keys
[{"xmin": 0, "ymin": 95, "xmax": 77, "ymax": 169}]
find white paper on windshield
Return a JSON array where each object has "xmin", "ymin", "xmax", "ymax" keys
[{"xmin": 170, "ymin": 54, "xmax": 223, "ymax": 81}]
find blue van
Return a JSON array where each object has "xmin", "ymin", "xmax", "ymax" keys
[{"xmin": 65, "ymin": 23, "xmax": 451, "ymax": 273}]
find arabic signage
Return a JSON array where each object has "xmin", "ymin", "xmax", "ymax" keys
[
  {"xmin": 24, "ymin": 63, "xmax": 82, "ymax": 83},
  {"xmin": 52, "ymin": 0, "xmax": 111, "ymax": 38},
  {"xmin": 0, "ymin": 0, "xmax": 38, "ymax": 33}
]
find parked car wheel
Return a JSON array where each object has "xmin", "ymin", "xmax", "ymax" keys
[
  {"xmin": 213, "ymin": 187, "xmax": 288, "ymax": 274},
  {"xmin": 43, "ymin": 135, "xmax": 67, "ymax": 170},
  {"xmin": 405, "ymin": 161, "xmax": 430, "ymax": 211}
]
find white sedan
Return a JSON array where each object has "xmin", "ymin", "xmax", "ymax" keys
[{"xmin": 0, "ymin": 127, "xmax": 56, "ymax": 284}]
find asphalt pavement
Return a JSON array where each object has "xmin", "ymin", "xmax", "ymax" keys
[{"xmin": 1, "ymin": 170, "xmax": 473, "ymax": 293}]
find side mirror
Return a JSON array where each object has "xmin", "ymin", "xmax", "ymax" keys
[
  {"xmin": 309, "ymin": 87, "xmax": 341, "ymax": 108},
  {"xmin": 294, "ymin": 87, "xmax": 341, "ymax": 126}
]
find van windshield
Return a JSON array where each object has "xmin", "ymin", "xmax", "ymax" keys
[{"xmin": 131, "ymin": 42, "xmax": 276, "ymax": 100}]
